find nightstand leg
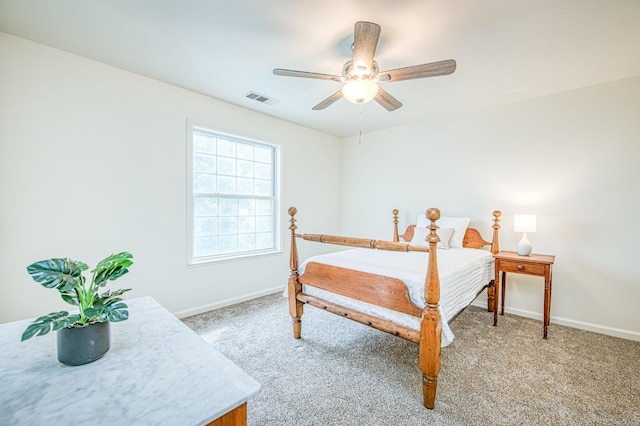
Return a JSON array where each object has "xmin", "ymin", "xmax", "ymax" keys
[
  {"xmin": 500, "ymin": 271, "xmax": 506, "ymax": 315},
  {"xmin": 493, "ymin": 264, "xmax": 499, "ymax": 326},
  {"xmin": 543, "ymin": 268, "xmax": 552, "ymax": 339}
]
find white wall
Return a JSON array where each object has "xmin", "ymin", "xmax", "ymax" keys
[
  {"xmin": 3, "ymin": 31, "xmax": 639, "ymax": 342},
  {"xmin": 340, "ymin": 76, "xmax": 640, "ymax": 340},
  {"xmin": 0, "ymin": 33, "xmax": 342, "ymax": 322}
]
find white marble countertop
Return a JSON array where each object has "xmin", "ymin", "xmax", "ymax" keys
[{"xmin": 0, "ymin": 296, "xmax": 260, "ymax": 425}]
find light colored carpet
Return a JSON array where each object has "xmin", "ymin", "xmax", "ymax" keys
[{"xmin": 183, "ymin": 293, "xmax": 640, "ymax": 426}]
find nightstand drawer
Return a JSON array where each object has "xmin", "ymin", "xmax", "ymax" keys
[{"xmin": 499, "ymin": 260, "xmax": 545, "ymax": 276}]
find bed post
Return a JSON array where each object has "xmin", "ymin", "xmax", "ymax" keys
[
  {"xmin": 486, "ymin": 210, "xmax": 502, "ymax": 312},
  {"xmin": 392, "ymin": 209, "xmax": 400, "ymax": 242},
  {"xmin": 419, "ymin": 208, "xmax": 442, "ymax": 409},
  {"xmin": 491, "ymin": 210, "xmax": 501, "ymax": 254},
  {"xmin": 288, "ymin": 207, "xmax": 303, "ymax": 339}
]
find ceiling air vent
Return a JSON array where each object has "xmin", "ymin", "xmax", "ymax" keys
[{"xmin": 245, "ymin": 91, "xmax": 279, "ymax": 106}]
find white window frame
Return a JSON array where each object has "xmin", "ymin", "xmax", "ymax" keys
[{"xmin": 187, "ymin": 123, "xmax": 281, "ymax": 265}]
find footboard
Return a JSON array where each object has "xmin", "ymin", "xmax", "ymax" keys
[
  {"xmin": 297, "ymin": 262, "xmax": 422, "ymax": 342},
  {"xmin": 300, "ymin": 262, "xmax": 422, "ymax": 317}
]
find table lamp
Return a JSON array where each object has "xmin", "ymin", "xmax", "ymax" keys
[{"xmin": 514, "ymin": 214, "xmax": 536, "ymax": 256}]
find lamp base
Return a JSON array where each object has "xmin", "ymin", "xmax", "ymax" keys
[{"xmin": 517, "ymin": 233, "xmax": 532, "ymax": 256}]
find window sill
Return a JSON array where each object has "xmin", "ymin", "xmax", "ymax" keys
[{"xmin": 188, "ymin": 249, "xmax": 283, "ymax": 267}]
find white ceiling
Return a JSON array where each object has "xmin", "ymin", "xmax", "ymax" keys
[{"xmin": 1, "ymin": 0, "xmax": 640, "ymax": 138}]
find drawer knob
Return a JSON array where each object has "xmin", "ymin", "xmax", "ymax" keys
[{"xmin": 517, "ymin": 264, "xmax": 524, "ymax": 270}]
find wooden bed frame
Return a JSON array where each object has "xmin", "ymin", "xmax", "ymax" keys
[{"xmin": 287, "ymin": 207, "xmax": 501, "ymax": 409}]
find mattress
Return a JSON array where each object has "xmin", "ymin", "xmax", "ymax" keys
[{"xmin": 297, "ymin": 247, "xmax": 494, "ymax": 347}]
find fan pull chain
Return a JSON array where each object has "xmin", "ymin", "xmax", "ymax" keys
[{"xmin": 358, "ymin": 104, "xmax": 363, "ymax": 144}]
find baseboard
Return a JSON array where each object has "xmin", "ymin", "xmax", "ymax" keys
[
  {"xmin": 470, "ymin": 300, "xmax": 640, "ymax": 342},
  {"xmin": 174, "ymin": 285, "xmax": 285, "ymax": 319}
]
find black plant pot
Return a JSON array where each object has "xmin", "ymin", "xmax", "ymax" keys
[{"xmin": 57, "ymin": 321, "xmax": 111, "ymax": 366}]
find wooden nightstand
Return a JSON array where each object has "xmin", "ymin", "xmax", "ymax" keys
[{"xmin": 494, "ymin": 251, "xmax": 556, "ymax": 339}]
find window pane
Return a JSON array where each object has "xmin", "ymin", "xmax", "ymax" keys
[
  {"xmin": 238, "ymin": 199, "xmax": 255, "ymax": 216},
  {"xmin": 256, "ymin": 199, "xmax": 272, "ymax": 215},
  {"xmin": 256, "ymin": 216, "xmax": 273, "ymax": 232},
  {"xmin": 217, "ymin": 138, "xmax": 236, "ymax": 157},
  {"xmin": 194, "ymin": 217, "xmax": 217, "ymax": 237},
  {"xmin": 194, "ymin": 153, "xmax": 216, "ymax": 173},
  {"xmin": 237, "ymin": 178, "xmax": 254, "ymax": 195},
  {"xmin": 237, "ymin": 143, "xmax": 253, "ymax": 160},
  {"xmin": 256, "ymin": 232, "xmax": 273, "ymax": 249},
  {"xmin": 218, "ymin": 176, "xmax": 236, "ymax": 194},
  {"xmin": 219, "ymin": 198, "xmax": 238, "ymax": 216},
  {"xmin": 193, "ymin": 173, "xmax": 216, "ymax": 193},
  {"xmin": 255, "ymin": 146, "xmax": 272, "ymax": 163},
  {"xmin": 194, "ymin": 133, "xmax": 216, "ymax": 154},
  {"xmin": 218, "ymin": 235, "xmax": 237, "ymax": 254},
  {"xmin": 255, "ymin": 179, "xmax": 272, "ymax": 196},
  {"xmin": 254, "ymin": 162, "xmax": 271, "ymax": 180},
  {"xmin": 194, "ymin": 236, "xmax": 217, "ymax": 257},
  {"xmin": 237, "ymin": 160, "xmax": 253, "ymax": 178},
  {"xmin": 217, "ymin": 156, "xmax": 236, "ymax": 175},
  {"xmin": 238, "ymin": 233, "xmax": 256, "ymax": 252},
  {"xmin": 194, "ymin": 197, "xmax": 217, "ymax": 216},
  {"xmin": 238, "ymin": 216, "xmax": 255, "ymax": 233},
  {"xmin": 219, "ymin": 217, "xmax": 237, "ymax": 235}
]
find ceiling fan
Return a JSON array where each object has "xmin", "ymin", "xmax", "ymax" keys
[{"xmin": 273, "ymin": 21, "xmax": 456, "ymax": 111}]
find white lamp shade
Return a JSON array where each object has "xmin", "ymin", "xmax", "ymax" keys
[
  {"xmin": 341, "ymin": 80, "xmax": 379, "ymax": 104},
  {"xmin": 514, "ymin": 214, "xmax": 536, "ymax": 233}
]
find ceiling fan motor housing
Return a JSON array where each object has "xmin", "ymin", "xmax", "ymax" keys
[{"xmin": 342, "ymin": 60, "xmax": 379, "ymax": 81}]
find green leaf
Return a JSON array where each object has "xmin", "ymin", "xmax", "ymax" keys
[
  {"xmin": 107, "ymin": 302, "xmax": 129, "ymax": 322},
  {"xmin": 54, "ymin": 314, "xmax": 80, "ymax": 330},
  {"xmin": 92, "ymin": 252, "xmax": 134, "ymax": 287},
  {"xmin": 26, "ymin": 258, "xmax": 83, "ymax": 292},
  {"xmin": 84, "ymin": 292, "xmax": 130, "ymax": 323},
  {"xmin": 60, "ymin": 291, "xmax": 79, "ymax": 306},
  {"xmin": 84, "ymin": 302, "xmax": 129, "ymax": 323},
  {"xmin": 96, "ymin": 288, "xmax": 131, "ymax": 304},
  {"xmin": 20, "ymin": 311, "xmax": 77, "ymax": 341},
  {"xmin": 83, "ymin": 307, "xmax": 107, "ymax": 323}
]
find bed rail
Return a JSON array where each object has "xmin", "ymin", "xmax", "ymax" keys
[{"xmin": 299, "ymin": 233, "xmax": 428, "ymax": 252}]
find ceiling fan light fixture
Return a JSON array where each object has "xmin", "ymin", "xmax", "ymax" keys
[{"xmin": 341, "ymin": 79, "xmax": 379, "ymax": 104}]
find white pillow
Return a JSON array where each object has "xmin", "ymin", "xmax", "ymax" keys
[
  {"xmin": 410, "ymin": 227, "xmax": 455, "ymax": 249},
  {"xmin": 416, "ymin": 215, "xmax": 470, "ymax": 249}
]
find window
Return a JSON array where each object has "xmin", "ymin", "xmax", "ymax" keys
[{"xmin": 189, "ymin": 125, "xmax": 280, "ymax": 264}]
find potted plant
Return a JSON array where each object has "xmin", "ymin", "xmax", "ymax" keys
[{"xmin": 21, "ymin": 252, "xmax": 134, "ymax": 366}]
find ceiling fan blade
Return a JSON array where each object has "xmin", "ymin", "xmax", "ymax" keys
[
  {"xmin": 273, "ymin": 68, "xmax": 343, "ymax": 82},
  {"xmin": 352, "ymin": 21, "xmax": 381, "ymax": 72},
  {"xmin": 312, "ymin": 90, "xmax": 344, "ymax": 110},
  {"xmin": 377, "ymin": 59, "xmax": 457, "ymax": 82},
  {"xmin": 374, "ymin": 87, "xmax": 402, "ymax": 111}
]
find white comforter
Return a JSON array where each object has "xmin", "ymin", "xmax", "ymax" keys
[{"xmin": 297, "ymin": 248, "xmax": 494, "ymax": 347}]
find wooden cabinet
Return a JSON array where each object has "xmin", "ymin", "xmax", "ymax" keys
[{"xmin": 207, "ymin": 403, "xmax": 247, "ymax": 426}]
